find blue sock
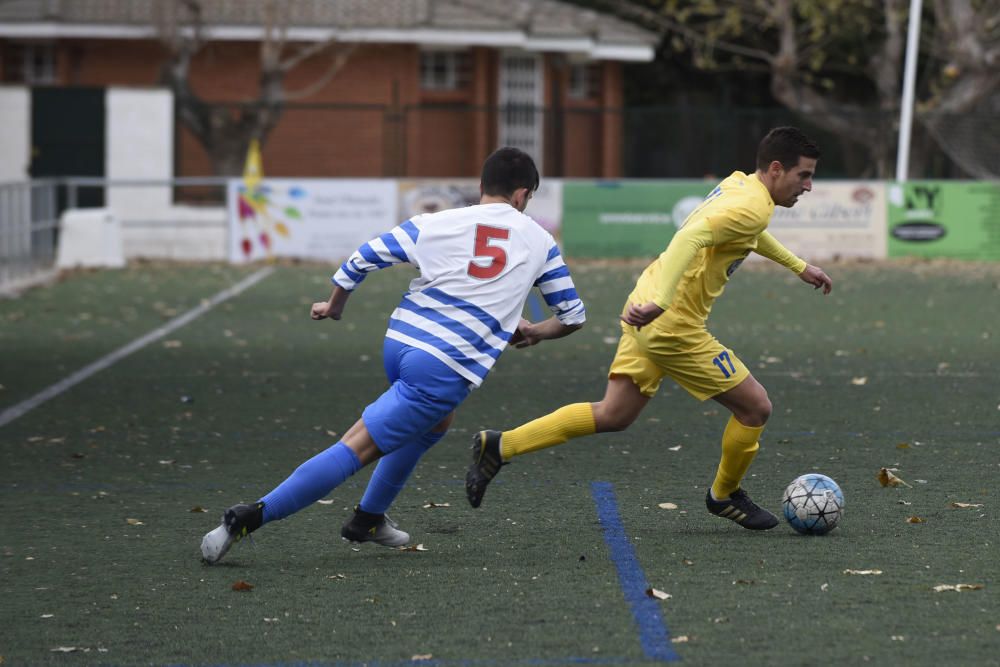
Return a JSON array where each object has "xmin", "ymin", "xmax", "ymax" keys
[
  {"xmin": 359, "ymin": 430, "xmax": 445, "ymax": 515},
  {"xmin": 260, "ymin": 442, "xmax": 362, "ymax": 524}
]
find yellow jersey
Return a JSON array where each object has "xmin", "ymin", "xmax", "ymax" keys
[{"xmin": 627, "ymin": 171, "xmax": 806, "ymax": 330}]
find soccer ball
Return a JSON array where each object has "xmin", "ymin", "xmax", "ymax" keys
[{"xmin": 782, "ymin": 474, "xmax": 844, "ymax": 535}]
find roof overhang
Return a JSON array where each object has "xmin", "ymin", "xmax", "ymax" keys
[{"xmin": 0, "ymin": 22, "xmax": 655, "ymax": 62}]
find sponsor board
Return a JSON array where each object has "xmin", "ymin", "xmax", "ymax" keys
[
  {"xmin": 561, "ymin": 180, "xmax": 712, "ymax": 257},
  {"xmin": 397, "ymin": 179, "xmax": 563, "ymax": 236},
  {"xmin": 227, "ymin": 179, "xmax": 398, "ymax": 263},
  {"xmin": 762, "ymin": 181, "xmax": 887, "ymax": 261},
  {"xmin": 887, "ymin": 181, "xmax": 1000, "ymax": 260},
  {"xmin": 562, "ymin": 179, "xmax": 887, "ymax": 260}
]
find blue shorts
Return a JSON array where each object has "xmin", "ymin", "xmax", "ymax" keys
[{"xmin": 362, "ymin": 338, "xmax": 472, "ymax": 454}]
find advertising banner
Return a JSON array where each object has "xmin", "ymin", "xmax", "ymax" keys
[
  {"xmin": 397, "ymin": 179, "xmax": 563, "ymax": 237},
  {"xmin": 764, "ymin": 181, "xmax": 887, "ymax": 261},
  {"xmin": 562, "ymin": 180, "xmax": 712, "ymax": 257},
  {"xmin": 562, "ymin": 180, "xmax": 887, "ymax": 260},
  {"xmin": 227, "ymin": 179, "xmax": 398, "ymax": 263},
  {"xmin": 887, "ymin": 181, "xmax": 1000, "ymax": 260}
]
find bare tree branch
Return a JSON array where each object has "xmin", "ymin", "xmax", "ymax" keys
[
  {"xmin": 283, "ymin": 43, "xmax": 359, "ymax": 102},
  {"xmin": 153, "ymin": 0, "xmax": 357, "ymax": 175}
]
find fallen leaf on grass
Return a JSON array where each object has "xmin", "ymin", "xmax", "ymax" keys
[
  {"xmin": 932, "ymin": 584, "xmax": 983, "ymax": 593},
  {"xmin": 896, "ymin": 442, "xmax": 910, "ymax": 449},
  {"xmin": 422, "ymin": 502, "xmax": 451, "ymax": 509},
  {"xmin": 878, "ymin": 468, "xmax": 912, "ymax": 488},
  {"xmin": 232, "ymin": 580, "xmax": 254, "ymax": 592},
  {"xmin": 125, "ymin": 518, "xmax": 144, "ymax": 525},
  {"xmin": 189, "ymin": 506, "xmax": 208, "ymax": 513},
  {"xmin": 907, "ymin": 516, "xmax": 925, "ymax": 524},
  {"xmin": 397, "ymin": 544, "xmax": 428, "ymax": 552},
  {"xmin": 645, "ymin": 587, "xmax": 671, "ymax": 600},
  {"xmin": 949, "ymin": 502, "xmax": 984, "ymax": 509},
  {"xmin": 657, "ymin": 502, "xmax": 678, "ymax": 510},
  {"xmin": 843, "ymin": 569, "xmax": 883, "ymax": 576}
]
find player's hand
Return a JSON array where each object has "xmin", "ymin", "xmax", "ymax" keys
[
  {"xmin": 620, "ymin": 302, "xmax": 664, "ymax": 330},
  {"xmin": 799, "ymin": 265, "xmax": 832, "ymax": 294},
  {"xmin": 512, "ymin": 318, "xmax": 542, "ymax": 348},
  {"xmin": 311, "ymin": 301, "xmax": 342, "ymax": 320}
]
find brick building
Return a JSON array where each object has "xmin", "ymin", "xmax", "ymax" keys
[{"xmin": 0, "ymin": 0, "xmax": 657, "ymax": 180}]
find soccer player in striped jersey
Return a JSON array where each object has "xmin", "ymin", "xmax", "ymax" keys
[
  {"xmin": 466, "ymin": 127, "xmax": 833, "ymax": 530},
  {"xmin": 201, "ymin": 147, "xmax": 585, "ymax": 564}
]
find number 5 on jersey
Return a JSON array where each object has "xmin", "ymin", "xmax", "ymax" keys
[{"xmin": 467, "ymin": 224, "xmax": 510, "ymax": 279}]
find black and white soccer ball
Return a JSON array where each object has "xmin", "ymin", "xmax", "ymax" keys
[{"xmin": 782, "ymin": 473, "xmax": 844, "ymax": 535}]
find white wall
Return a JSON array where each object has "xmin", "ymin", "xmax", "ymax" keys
[
  {"xmin": 0, "ymin": 86, "xmax": 30, "ymax": 182},
  {"xmin": 102, "ymin": 87, "xmax": 229, "ymax": 261},
  {"xmin": 121, "ymin": 206, "xmax": 228, "ymax": 261},
  {"xmin": 106, "ymin": 87, "xmax": 173, "ymax": 214}
]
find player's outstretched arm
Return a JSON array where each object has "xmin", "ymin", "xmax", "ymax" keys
[
  {"xmin": 311, "ymin": 285, "xmax": 352, "ymax": 320},
  {"xmin": 511, "ymin": 316, "xmax": 582, "ymax": 348},
  {"xmin": 798, "ymin": 264, "xmax": 833, "ymax": 294}
]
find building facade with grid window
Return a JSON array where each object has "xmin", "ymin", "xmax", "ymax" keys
[{"xmin": 0, "ymin": 0, "xmax": 656, "ymax": 180}]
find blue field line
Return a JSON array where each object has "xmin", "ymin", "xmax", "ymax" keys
[
  {"xmin": 591, "ymin": 481, "xmax": 680, "ymax": 663},
  {"xmin": 528, "ymin": 292, "xmax": 545, "ymax": 322}
]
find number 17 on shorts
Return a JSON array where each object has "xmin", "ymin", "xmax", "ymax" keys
[{"xmin": 712, "ymin": 350, "xmax": 737, "ymax": 378}]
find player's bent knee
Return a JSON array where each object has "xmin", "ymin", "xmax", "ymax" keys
[
  {"xmin": 757, "ymin": 396, "xmax": 773, "ymax": 424},
  {"xmin": 739, "ymin": 395, "xmax": 772, "ymax": 427}
]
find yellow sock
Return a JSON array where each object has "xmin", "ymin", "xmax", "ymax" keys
[
  {"xmin": 711, "ymin": 415, "xmax": 765, "ymax": 499},
  {"xmin": 501, "ymin": 403, "xmax": 596, "ymax": 460}
]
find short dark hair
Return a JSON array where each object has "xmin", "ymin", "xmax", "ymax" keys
[
  {"xmin": 481, "ymin": 147, "xmax": 540, "ymax": 197},
  {"xmin": 756, "ymin": 127, "xmax": 821, "ymax": 170}
]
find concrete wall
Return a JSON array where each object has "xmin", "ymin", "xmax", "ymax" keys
[
  {"xmin": 106, "ymin": 87, "xmax": 173, "ymax": 214},
  {"xmin": 103, "ymin": 87, "xmax": 228, "ymax": 261},
  {"xmin": 0, "ymin": 86, "xmax": 30, "ymax": 182},
  {"xmin": 121, "ymin": 206, "xmax": 228, "ymax": 261}
]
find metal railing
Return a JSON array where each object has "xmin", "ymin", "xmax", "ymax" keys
[
  {"xmin": 0, "ymin": 177, "xmax": 230, "ymax": 294},
  {"xmin": 0, "ymin": 180, "xmax": 60, "ymax": 293}
]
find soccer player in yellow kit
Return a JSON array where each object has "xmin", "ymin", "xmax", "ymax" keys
[{"xmin": 466, "ymin": 126, "xmax": 833, "ymax": 529}]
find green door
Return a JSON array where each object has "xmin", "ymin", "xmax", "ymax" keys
[{"xmin": 31, "ymin": 87, "xmax": 105, "ymax": 209}]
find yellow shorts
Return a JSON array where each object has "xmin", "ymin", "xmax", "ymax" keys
[{"xmin": 607, "ymin": 322, "xmax": 749, "ymax": 401}]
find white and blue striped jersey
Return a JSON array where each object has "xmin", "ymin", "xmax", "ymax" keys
[{"xmin": 333, "ymin": 203, "xmax": 586, "ymax": 386}]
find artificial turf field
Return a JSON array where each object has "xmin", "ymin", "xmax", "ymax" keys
[{"xmin": 1, "ymin": 259, "xmax": 998, "ymax": 666}]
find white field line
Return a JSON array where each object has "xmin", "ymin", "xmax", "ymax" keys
[{"xmin": 0, "ymin": 266, "xmax": 275, "ymax": 429}]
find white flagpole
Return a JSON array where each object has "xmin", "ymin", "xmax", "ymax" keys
[{"xmin": 895, "ymin": 0, "xmax": 923, "ymax": 182}]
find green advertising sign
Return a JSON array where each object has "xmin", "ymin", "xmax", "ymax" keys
[
  {"xmin": 562, "ymin": 181, "xmax": 714, "ymax": 258},
  {"xmin": 887, "ymin": 181, "xmax": 1000, "ymax": 260}
]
